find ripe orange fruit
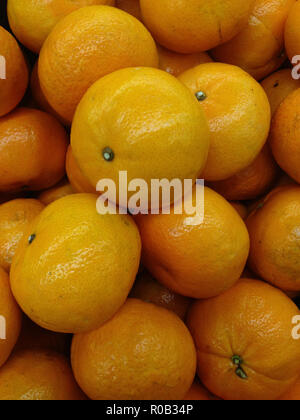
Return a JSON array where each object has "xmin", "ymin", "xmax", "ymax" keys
[
  {"xmin": 7, "ymin": 0, "xmax": 115, "ymax": 53},
  {"xmin": 116, "ymin": 0, "xmax": 141, "ymax": 20},
  {"xmin": 130, "ymin": 269, "xmax": 191, "ymax": 320},
  {"xmin": 157, "ymin": 45, "xmax": 212, "ymax": 77},
  {"xmin": 66, "ymin": 146, "xmax": 94, "ymax": 194},
  {"xmin": 285, "ymin": 0, "xmax": 300, "ymax": 61},
  {"xmin": 140, "ymin": 0, "xmax": 255, "ymax": 54},
  {"xmin": 0, "ymin": 198, "xmax": 45, "ymax": 272},
  {"xmin": 71, "ymin": 67, "xmax": 210, "ymax": 205},
  {"xmin": 0, "ymin": 108, "xmax": 68, "ymax": 193},
  {"xmin": 0, "ymin": 26, "xmax": 28, "ymax": 117},
  {"xmin": 212, "ymin": 0, "xmax": 295, "ymax": 80},
  {"xmin": 261, "ymin": 68, "xmax": 300, "ymax": 116},
  {"xmin": 38, "ymin": 180, "xmax": 74, "ymax": 205},
  {"xmin": 187, "ymin": 279, "xmax": 300, "ymax": 400},
  {"xmin": 209, "ymin": 145, "xmax": 279, "ymax": 201},
  {"xmin": 0, "ymin": 349, "xmax": 86, "ymax": 400},
  {"xmin": 10, "ymin": 194, "xmax": 141, "ymax": 333},
  {"xmin": 279, "ymin": 377, "xmax": 300, "ymax": 400},
  {"xmin": 270, "ymin": 88, "xmax": 300, "ymax": 183},
  {"xmin": 247, "ymin": 186, "xmax": 300, "ymax": 292},
  {"xmin": 135, "ymin": 187, "xmax": 250, "ymax": 299},
  {"xmin": 0, "ymin": 267, "xmax": 22, "ymax": 368},
  {"xmin": 71, "ymin": 298, "xmax": 196, "ymax": 400},
  {"xmin": 38, "ymin": 6, "xmax": 158, "ymax": 123},
  {"xmin": 178, "ymin": 63, "xmax": 271, "ymax": 181},
  {"xmin": 183, "ymin": 381, "xmax": 217, "ymax": 401},
  {"xmin": 230, "ymin": 202, "xmax": 248, "ymax": 220}
]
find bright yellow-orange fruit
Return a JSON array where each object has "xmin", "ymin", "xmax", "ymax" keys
[
  {"xmin": 38, "ymin": 6, "xmax": 159, "ymax": 123},
  {"xmin": 7, "ymin": 0, "xmax": 115, "ymax": 53},
  {"xmin": 0, "ymin": 267, "xmax": 22, "ymax": 368},
  {"xmin": 187, "ymin": 279, "xmax": 300, "ymax": 400},
  {"xmin": 38, "ymin": 180, "xmax": 74, "ymax": 205},
  {"xmin": 135, "ymin": 187, "xmax": 250, "ymax": 299},
  {"xmin": 178, "ymin": 63, "xmax": 271, "ymax": 181},
  {"xmin": 212, "ymin": 0, "xmax": 295, "ymax": 80},
  {"xmin": 116, "ymin": 0, "xmax": 141, "ymax": 20},
  {"xmin": 285, "ymin": 0, "xmax": 300, "ymax": 61},
  {"xmin": 140, "ymin": 0, "xmax": 255, "ymax": 53},
  {"xmin": 0, "ymin": 349, "xmax": 86, "ymax": 400},
  {"xmin": 279, "ymin": 377, "xmax": 300, "ymax": 400},
  {"xmin": 0, "ymin": 26, "xmax": 28, "ymax": 117},
  {"xmin": 66, "ymin": 147, "xmax": 95, "ymax": 194},
  {"xmin": 0, "ymin": 198, "xmax": 45, "ymax": 272},
  {"xmin": 10, "ymin": 194, "xmax": 141, "ymax": 333},
  {"xmin": 71, "ymin": 299, "xmax": 196, "ymax": 400},
  {"xmin": 71, "ymin": 67, "xmax": 210, "ymax": 206}
]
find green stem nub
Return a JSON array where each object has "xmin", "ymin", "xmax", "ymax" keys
[
  {"xmin": 28, "ymin": 234, "xmax": 36, "ymax": 245},
  {"xmin": 231, "ymin": 355, "xmax": 248, "ymax": 380},
  {"xmin": 102, "ymin": 147, "xmax": 115, "ymax": 162},
  {"xmin": 195, "ymin": 91, "xmax": 207, "ymax": 101}
]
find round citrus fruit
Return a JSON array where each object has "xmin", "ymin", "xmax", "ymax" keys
[
  {"xmin": 116, "ymin": 0, "xmax": 141, "ymax": 20},
  {"xmin": 10, "ymin": 194, "xmax": 141, "ymax": 333},
  {"xmin": 178, "ymin": 62, "xmax": 271, "ymax": 181},
  {"xmin": 279, "ymin": 377, "xmax": 300, "ymax": 400},
  {"xmin": 71, "ymin": 298, "xmax": 196, "ymax": 400},
  {"xmin": 187, "ymin": 279, "xmax": 300, "ymax": 400},
  {"xmin": 0, "ymin": 198, "xmax": 45, "ymax": 272},
  {"xmin": 38, "ymin": 180, "xmax": 74, "ymax": 205},
  {"xmin": 183, "ymin": 381, "xmax": 217, "ymax": 401},
  {"xmin": 66, "ymin": 146, "xmax": 94, "ymax": 194},
  {"xmin": 285, "ymin": 0, "xmax": 300, "ymax": 61},
  {"xmin": 140, "ymin": 0, "xmax": 255, "ymax": 53},
  {"xmin": 38, "ymin": 6, "xmax": 159, "ymax": 123}
]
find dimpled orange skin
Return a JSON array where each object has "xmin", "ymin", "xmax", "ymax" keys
[
  {"xmin": 71, "ymin": 67, "xmax": 210, "ymax": 204},
  {"xmin": 209, "ymin": 145, "xmax": 279, "ymax": 201},
  {"xmin": 178, "ymin": 63, "xmax": 271, "ymax": 181},
  {"xmin": 270, "ymin": 89, "xmax": 300, "ymax": 183},
  {"xmin": 0, "ymin": 108, "xmax": 68, "ymax": 193},
  {"xmin": 285, "ymin": 0, "xmax": 300, "ymax": 61},
  {"xmin": 140, "ymin": 0, "xmax": 255, "ymax": 54},
  {"xmin": 0, "ymin": 199, "xmax": 45, "ymax": 272},
  {"xmin": 38, "ymin": 6, "xmax": 159, "ymax": 123},
  {"xmin": 0, "ymin": 27, "xmax": 28, "ymax": 117},
  {"xmin": 157, "ymin": 45, "xmax": 213, "ymax": 77},
  {"xmin": 116, "ymin": 0, "xmax": 142, "ymax": 20},
  {"xmin": 135, "ymin": 187, "xmax": 250, "ymax": 299},
  {"xmin": 279, "ymin": 377, "xmax": 300, "ymax": 400},
  {"xmin": 7, "ymin": 0, "xmax": 115, "ymax": 53},
  {"xmin": 212, "ymin": 0, "xmax": 295, "ymax": 81},
  {"xmin": 71, "ymin": 298, "xmax": 196, "ymax": 400},
  {"xmin": 66, "ymin": 147, "xmax": 95, "ymax": 194},
  {"xmin": 130, "ymin": 269, "xmax": 191, "ymax": 320},
  {"xmin": 247, "ymin": 186, "xmax": 300, "ymax": 292},
  {"xmin": 0, "ymin": 268, "xmax": 22, "ymax": 368},
  {"xmin": 10, "ymin": 194, "xmax": 141, "ymax": 334},
  {"xmin": 261, "ymin": 69, "xmax": 300, "ymax": 116},
  {"xmin": 0, "ymin": 349, "xmax": 86, "ymax": 400},
  {"xmin": 187, "ymin": 279, "xmax": 300, "ymax": 401}
]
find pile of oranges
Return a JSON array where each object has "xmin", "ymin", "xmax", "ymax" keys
[{"xmin": 1, "ymin": 0, "xmax": 300, "ymax": 401}]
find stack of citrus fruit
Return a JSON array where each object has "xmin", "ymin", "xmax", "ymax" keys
[{"xmin": 0, "ymin": 0, "xmax": 300, "ymax": 401}]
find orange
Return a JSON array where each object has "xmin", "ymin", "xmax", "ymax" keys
[
  {"xmin": 187, "ymin": 279, "xmax": 300, "ymax": 400},
  {"xmin": 130, "ymin": 269, "xmax": 191, "ymax": 320},
  {"xmin": 247, "ymin": 186, "xmax": 300, "ymax": 292},
  {"xmin": 209, "ymin": 145, "xmax": 279, "ymax": 201},
  {"xmin": 0, "ymin": 26, "xmax": 28, "ymax": 117},
  {"xmin": 71, "ymin": 67, "xmax": 210, "ymax": 206},
  {"xmin": 285, "ymin": 0, "xmax": 300, "ymax": 61},
  {"xmin": 0, "ymin": 267, "xmax": 22, "ymax": 368},
  {"xmin": 140, "ymin": 0, "xmax": 255, "ymax": 54},
  {"xmin": 0, "ymin": 198, "xmax": 45, "ymax": 272},
  {"xmin": 279, "ymin": 377, "xmax": 300, "ymax": 400},
  {"xmin": 71, "ymin": 298, "xmax": 196, "ymax": 400},
  {"xmin": 230, "ymin": 202, "xmax": 248, "ymax": 220},
  {"xmin": 116, "ymin": 0, "xmax": 141, "ymax": 20},
  {"xmin": 178, "ymin": 63, "xmax": 271, "ymax": 181},
  {"xmin": 157, "ymin": 45, "xmax": 212, "ymax": 77},
  {"xmin": 212, "ymin": 0, "xmax": 295, "ymax": 81},
  {"xmin": 38, "ymin": 179, "xmax": 74, "ymax": 205},
  {"xmin": 0, "ymin": 349, "xmax": 86, "ymax": 400},
  {"xmin": 10, "ymin": 194, "xmax": 141, "ymax": 333},
  {"xmin": 66, "ymin": 146, "xmax": 95, "ymax": 194},
  {"xmin": 270, "ymin": 88, "xmax": 300, "ymax": 183},
  {"xmin": 135, "ymin": 187, "xmax": 250, "ymax": 299},
  {"xmin": 183, "ymin": 381, "xmax": 217, "ymax": 401},
  {"xmin": 261, "ymin": 68, "xmax": 300, "ymax": 116},
  {"xmin": 0, "ymin": 108, "xmax": 68, "ymax": 193},
  {"xmin": 38, "ymin": 6, "xmax": 159, "ymax": 123},
  {"xmin": 7, "ymin": 0, "xmax": 115, "ymax": 53}
]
